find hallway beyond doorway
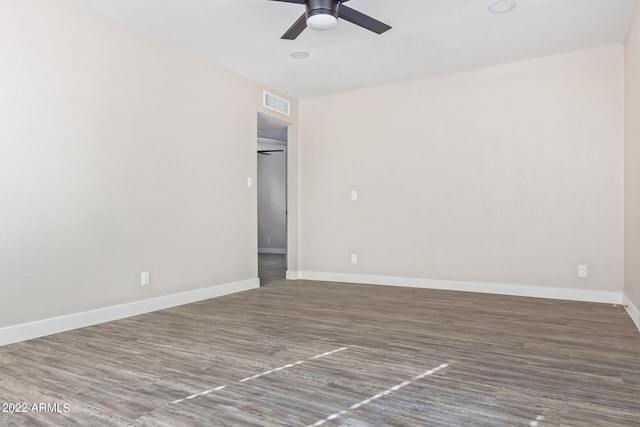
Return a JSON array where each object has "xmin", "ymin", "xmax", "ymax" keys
[{"xmin": 258, "ymin": 253, "xmax": 286, "ymax": 286}]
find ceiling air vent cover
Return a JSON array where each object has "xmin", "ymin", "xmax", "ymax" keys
[{"xmin": 263, "ymin": 91, "xmax": 290, "ymax": 116}]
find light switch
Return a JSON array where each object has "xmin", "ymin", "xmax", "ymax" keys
[
  {"xmin": 247, "ymin": 177, "xmax": 253, "ymax": 188},
  {"xmin": 351, "ymin": 190, "xmax": 358, "ymax": 201}
]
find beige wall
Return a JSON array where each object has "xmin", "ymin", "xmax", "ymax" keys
[
  {"xmin": 625, "ymin": 3, "xmax": 640, "ymax": 310},
  {"xmin": 298, "ymin": 46, "xmax": 624, "ymax": 294},
  {"xmin": 286, "ymin": 125, "xmax": 300, "ymax": 275},
  {"xmin": 0, "ymin": 0, "xmax": 295, "ymax": 328}
]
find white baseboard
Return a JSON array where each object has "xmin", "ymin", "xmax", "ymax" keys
[
  {"xmin": 258, "ymin": 248, "xmax": 286, "ymax": 254},
  {"xmin": 297, "ymin": 271, "xmax": 623, "ymax": 304},
  {"xmin": 0, "ymin": 278, "xmax": 259, "ymax": 347},
  {"xmin": 623, "ymin": 294, "xmax": 640, "ymax": 332},
  {"xmin": 286, "ymin": 270, "xmax": 299, "ymax": 280}
]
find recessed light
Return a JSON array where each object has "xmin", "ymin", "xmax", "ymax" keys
[
  {"xmin": 488, "ymin": 0, "xmax": 516, "ymax": 14},
  {"xmin": 290, "ymin": 51, "xmax": 310, "ymax": 59}
]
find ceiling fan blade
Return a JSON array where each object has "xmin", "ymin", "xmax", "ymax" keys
[
  {"xmin": 281, "ymin": 13, "xmax": 307, "ymax": 40},
  {"xmin": 338, "ymin": 5, "xmax": 391, "ymax": 34}
]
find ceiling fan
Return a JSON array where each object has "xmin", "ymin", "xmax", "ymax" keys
[{"xmin": 267, "ymin": 0, "xmax": 391, "ymax": 40}]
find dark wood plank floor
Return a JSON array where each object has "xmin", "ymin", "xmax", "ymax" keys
[{"xmin": 1, "ymin": 272, "xmax": 639, "ymax": 426}]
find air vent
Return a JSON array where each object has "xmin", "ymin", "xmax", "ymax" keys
[{"xmin": 263, "ymin": 91, "xmax": 290, "ymax": 116}]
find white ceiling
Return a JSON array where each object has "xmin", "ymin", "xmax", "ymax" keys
[{"xmin": 75, "ymin": 0, "xmax": 637, "ymax": 99}]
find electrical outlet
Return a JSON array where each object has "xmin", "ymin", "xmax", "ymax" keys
[
  {"xmin": 141, "ymin": 271, "xmax": 150, "ymax": 286},
  {"xmin": 351, "ymin": 253, "xmax": 358, "ymax": 264},
  {"xmin": 577, "ymin": 265, "xmax": 588, "ymax": 278}
]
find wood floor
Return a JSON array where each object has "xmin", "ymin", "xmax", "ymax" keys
[
  {"xmin": 1, "ymin": 260, "xmax": 639, "ymax": 426},
  {"xmin": 258, "ymin": 253, "xmax": 286, "ymax": 285}
]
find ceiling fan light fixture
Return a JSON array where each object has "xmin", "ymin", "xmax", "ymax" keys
[
  {"xmin": 306, "ymin": 13, "xmax": 338, "ymax": 30},
  {"xmin": 270, "ymin": 0, "xmax": 391, "ymax": 40},
  {"xmin": 488, "ymin": 0, "xmax": 516, "ymax": 14}
]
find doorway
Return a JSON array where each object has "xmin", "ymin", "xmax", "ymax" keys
[{"xmin": 257, "ymin": 112, "xmax": 288, "ymax": 284}]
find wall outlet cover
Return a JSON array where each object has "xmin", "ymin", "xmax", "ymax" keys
[{"xmin": 578, "ymin": 265, "xmax": 588, "ymax": 278}]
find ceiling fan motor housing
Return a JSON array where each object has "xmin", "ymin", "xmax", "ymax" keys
[{"xmin": 305, "ymin": 0, "xmax": 340, "ymax": 20}]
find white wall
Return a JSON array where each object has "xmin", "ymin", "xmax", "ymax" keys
[
  {"xmin": 625, "ymin": 3, "xmax": 640, "ymax": 320},
  {"xmin": 0, "ymin": 0, "xmax": 295, "ymax": 330},
  {"xmin": 286, "ymin": 125, "xmax": 300, "ymax": 277},
  {"xmin": 298, "ymin": 46, "xmax": 624, "ymax": 298},
  {"xmin": 258, "ymin": 152, "xmax": 287, "ymax": 253}
]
